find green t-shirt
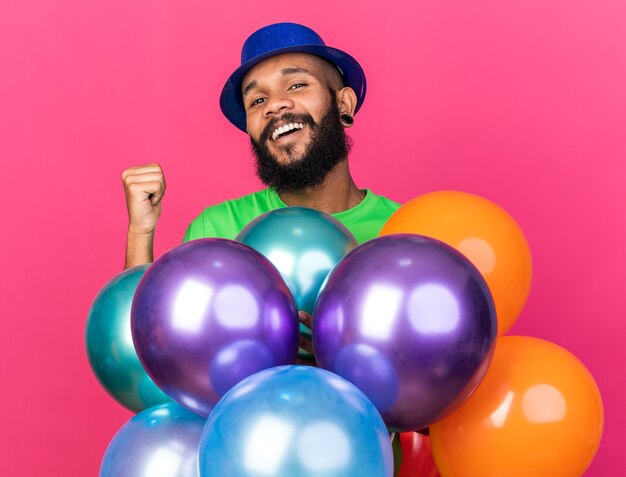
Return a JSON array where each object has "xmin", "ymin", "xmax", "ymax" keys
[{"xmin": 183, "ymin": 188, "xmax": 400, "ymax": 244}]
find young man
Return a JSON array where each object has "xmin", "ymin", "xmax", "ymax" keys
[{"xmin": 122, "ymin": 22, "xmax": 400, "ymax": 269}]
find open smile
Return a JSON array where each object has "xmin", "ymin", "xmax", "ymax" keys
[{"xmin": 271, "ymin": 122, "xmax": 306, "ymax": 141}]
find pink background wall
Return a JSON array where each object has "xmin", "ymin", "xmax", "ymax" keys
[{"xmin": 1, "ymin": 1, "xmax": 624, "ymax": 475}]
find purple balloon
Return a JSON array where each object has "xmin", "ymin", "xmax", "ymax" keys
[
  {"xmin": 313, "ymin": 234, "xmax": 496, "ymax": 431},
  {"xmin": 132, "ymin": 239, "xmax": 299, "ymax": 416}
]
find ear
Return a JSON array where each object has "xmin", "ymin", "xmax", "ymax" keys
[{"xmin": 335, "ymin": 87, "xmax": 358, "ymax": 128}]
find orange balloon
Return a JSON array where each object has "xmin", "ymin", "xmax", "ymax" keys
[
  {"xmin": 380, "ymin": 191, "xmax": 532, "ymax": 334},
  {"xmin": 429, "ymin": 336, "xmax": 604, "ymax": 477}
]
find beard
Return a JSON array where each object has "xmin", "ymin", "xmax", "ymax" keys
[{"xmin": 250, "ymin": 94, "xmax": 352, "ymax": 194}]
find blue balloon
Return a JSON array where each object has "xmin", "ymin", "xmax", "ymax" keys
[
  {"xmin": 86, "ymin": 265, "xmax": 170, "ymax": 412},
  {"xmin": 237, "ymin": 207, "xmax": 358, "ymax": 360},
  {"xmin": 100, "ymin": 402, "xmax": 205, "ymax": 477},
  {"xmin": 198, "ymin": 366, "xmax": 393, "ymax": 477}
]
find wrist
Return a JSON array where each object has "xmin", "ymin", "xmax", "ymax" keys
[
  {"xmin": 127, "ymin": 225, "xmax": 156, "ymax": 238},
  {"xmin": 125, "ymin": 228, "xmax": 155, "ymax": 269}
]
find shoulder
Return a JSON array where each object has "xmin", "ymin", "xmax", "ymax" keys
[
  {"xmin": 331, "ymin": 190, "xmax": 401, "ymax": 244},
  {"xmin": 365, "ymin": 190, "xmax": 402, "ymax": 211},
  {"xmin": 197, "ymin": 189, "xmax": 280, "ymax": 219}
]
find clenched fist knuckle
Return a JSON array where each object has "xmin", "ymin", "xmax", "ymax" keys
[
  {"xmin": 122, "ymin": 171, "xmax": 133, "ymax": 183},
  {"xmin": 128, "ymin": 183, "xmax": 143, "ymax": 195}
]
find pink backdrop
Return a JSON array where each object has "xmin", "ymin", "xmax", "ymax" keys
[{"xmin": 1, "ymin": 1, "xmax": 624, "ymax": 475}]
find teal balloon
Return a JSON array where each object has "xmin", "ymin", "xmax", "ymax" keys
[
  {"xmin": 237, "ymin": 207, "xmax": 357, "ymax": 314},
  {"xmin": 198, "ymin": 366, "xmax": 394, "ymax": 477},
  {"xmin": 86, "ymin": 265, "xmax": 170, "ymax": 412},
  {"xmin": 236, "ymin": 207, "xmax": 358, "ymax": 359}
]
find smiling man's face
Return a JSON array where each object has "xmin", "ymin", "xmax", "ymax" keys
[
  {"xmin": 241, "ymin": 53, "xmax": 352, "ymax": 192},
  {"xmin": 242, "ymin": 53, "xmax": 342, "ymax": 161}
]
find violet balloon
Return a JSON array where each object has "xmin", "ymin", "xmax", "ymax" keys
[
  {"xmin": 132, "ymin": 239, "xmax": 299, "ymax": 417},
  {"xmin": 313, "ymin": 234, "xmax": 497, "ymax": 431}
]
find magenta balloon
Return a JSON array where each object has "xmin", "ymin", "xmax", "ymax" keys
[
  {"xmin": 313, "ymin": 234, "xmax": 497, "ymax": 431},
  {"xmin": 132, "ymin": 239, "xmax": 299, "ymax": 416}
]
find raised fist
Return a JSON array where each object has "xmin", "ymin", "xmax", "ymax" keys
[{"xmin": 122, "ymin": 163, "xmax": 166, "ymax": 235}]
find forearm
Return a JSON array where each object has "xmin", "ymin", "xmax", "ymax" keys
[{"xmin": 124, "ymin": 230, "xmax": 155, "ymax": 269}]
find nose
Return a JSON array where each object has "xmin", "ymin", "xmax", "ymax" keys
[{"xmin": 263, "ymin": 93, "xmax": 294, "ymax": 118}]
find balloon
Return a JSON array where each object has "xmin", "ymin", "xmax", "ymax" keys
[
  {"xmin": 99, "ymin": 402, "xmax": 205, "ymax": 477},
  {"xmin": 132, "ymin": 239, "xmax": 299, "ymax": 416},
  {"xmin": 237, "ymin": 207, "xmax": 358, "ymax": 360},
  {"xmin": 198, "ymin": 365, "xmax": 394, "ymax": 477},
  {"xmin": 398, "ymin": 432, "xmax": 440, "ymax": 477},
  {"xmin": 380, "ymin": 191, "xmax": 532, "ymax": 335},
  {"xmin": 314, "ymin": 234, "xmax": 496, "ymax": 431},
  {"xmin": 86, "ymin": 265, "xmax": 170, "ymax": 412},
  {"xmin": 430, "ymin": 336, "xmax": 604, "ymax": 477},
  {"xmin": 237, "ymin": 207, "xmax": 357, "ymax": 314}
]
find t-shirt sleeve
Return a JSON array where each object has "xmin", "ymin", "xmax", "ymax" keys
[{"xmin": 183, "ymin": 211, "xmax": 217, "ymax": 242}]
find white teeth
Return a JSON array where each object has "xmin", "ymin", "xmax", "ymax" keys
[{"xmin": 272, "ymin": 122, "xmax": 305, "ymax": 140}]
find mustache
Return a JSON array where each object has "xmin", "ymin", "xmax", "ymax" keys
[{"xmin": 259, "ymin": 113, "xmax": 317, "ymax": 143}]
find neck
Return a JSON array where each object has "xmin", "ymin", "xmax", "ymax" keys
[{"xmin": 276, "ymin": 161, "xmax": 365, "ymax": 214}]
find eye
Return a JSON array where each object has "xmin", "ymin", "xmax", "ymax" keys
[
  {"xmin": 250, "ymin": 97, "xmax": 265, "ymax": 107},
  {"xmin": 289, "ymin": 83, "xmax": 306, "ymax": 90}
]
